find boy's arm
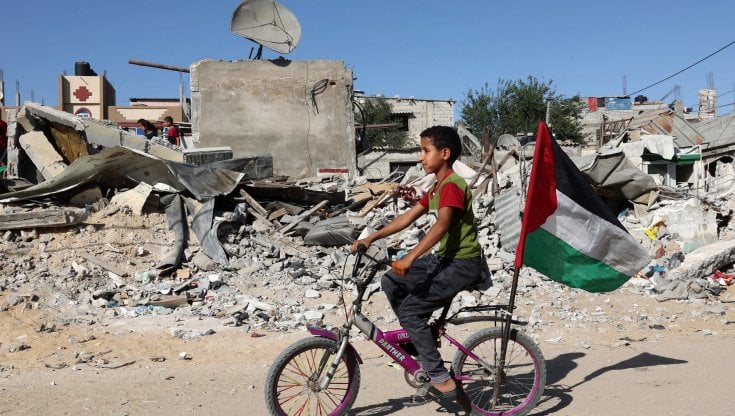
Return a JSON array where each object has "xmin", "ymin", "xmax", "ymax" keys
[
  {"xmin": 392, "ymin": 206, "xmax": 458, "ymax": 276},
  {"xmin": 350, "ymin": 203, "xmax": 427, "ymax": 252}
]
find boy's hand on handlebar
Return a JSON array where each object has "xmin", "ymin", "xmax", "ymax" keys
[
  {"xmin": 391, "ymin": 257, "xmax": 412, "ymax": 277},
  {"xmin": 350, "ymin": 239, "xmax": 370, "ymax": 253}
]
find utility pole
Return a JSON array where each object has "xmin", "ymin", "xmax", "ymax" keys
[{"xmin": 545, "ymin": 98, "xmax": 552, "ymax": 125}]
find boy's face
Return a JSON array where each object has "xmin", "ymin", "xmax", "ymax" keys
[{"xmin": 419, "ymin": 137, "xmax": 450, "ymax": 174}]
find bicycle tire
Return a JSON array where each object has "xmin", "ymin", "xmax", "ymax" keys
[
  {"xmin": 451, "ymin": 327, "xmax": 546, "ymax": 416},
  {"xmin": 264, "ymin": 337, "xmax": 361, "ymax": 416}
]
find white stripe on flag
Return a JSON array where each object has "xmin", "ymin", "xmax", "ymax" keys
[{"xmin": 540, "ymin": 191, "xmax": 649, "ymax": 276}]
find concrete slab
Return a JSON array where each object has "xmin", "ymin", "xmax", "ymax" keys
[
  {"xmin": 667, "ymin": 238, "xmax": 735, "ymax": 281},
  {"xmin": 111, "ymin": 182, "xmax": 154, "ymax": 215},
  {"xmin": 18, "ymin": 130, "xmax": 67, "ymax": 180}
]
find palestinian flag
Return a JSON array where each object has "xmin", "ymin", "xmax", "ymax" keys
[{"xmin": 514, "ymin": 122, "xmax": 650, "ymax": 292}]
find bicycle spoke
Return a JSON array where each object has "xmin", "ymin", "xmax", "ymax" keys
[
  {"xmin": 456, "ymin": 329, "xmax": 543, "ymax": 414},
  {"xmin": 316, "ymin": 398, "xmax": 326, "ymax": 416},
  {"xmin": 285, "ymin": 358, "xmax": 310, "ymax": 379},
  {"xmin": 272, "ymin": 345, "xmax": 354, "ymax": 415}
]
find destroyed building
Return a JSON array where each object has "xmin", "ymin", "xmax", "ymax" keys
[
  {"xmin": 189, "ymin": 59, "xmax": 356, "ymax": 179},
  {"xmin": 1, "ymin": 48, "xmax": 735, "ymax": 335}
]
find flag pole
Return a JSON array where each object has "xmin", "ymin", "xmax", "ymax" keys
[
  {"xmin": 492, "ymin": 122, "xmax": 548, "ymax": 407},
  {"xmin": 491, "ymin": 265, "xmax": 521, "ymax": 407}
]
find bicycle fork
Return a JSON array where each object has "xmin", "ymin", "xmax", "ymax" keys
[
  {"xmin": 316, "ymin": 306, "xmax": 378, "ymax": 390},
  {"xmin": 317, "ymin": 334, "xmax": 351, "ymax": 390}
]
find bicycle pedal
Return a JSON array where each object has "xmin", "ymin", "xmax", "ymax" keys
[{"xmin": 456, "ymin": 387, "xmax": 472, "ymax": 413}]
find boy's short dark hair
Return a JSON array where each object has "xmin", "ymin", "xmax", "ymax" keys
[
  {"xmin": 420, "ymin": 125, "xmax": 461, "ymax": 165},
  {"xmin": 163, "ymin": 116, "xmax": 174, "ymax": 123}
]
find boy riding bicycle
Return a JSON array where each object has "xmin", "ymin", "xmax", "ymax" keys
[{"xmin": 351, "ymin": 125, "xmax": 484, "ymax": 406}]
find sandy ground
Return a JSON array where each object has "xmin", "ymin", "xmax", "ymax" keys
[{"xmin": 0, "ymin": 283, "xmax": 733, "ymax": 416}]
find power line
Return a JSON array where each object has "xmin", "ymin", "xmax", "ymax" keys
[{"xmin": 629, "ymin": 38, "xmax": 735, "ymax": 96}]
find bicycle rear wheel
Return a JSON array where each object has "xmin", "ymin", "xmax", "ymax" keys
[
  {"xmin": 264, "ymin": 337, "xmax": 361, "ymax": 416},
  {"xmin": 451, "ymin": 327, "xmax": 545, "ymax": 416}
]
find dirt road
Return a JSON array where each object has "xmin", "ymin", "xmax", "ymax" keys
[{"xmin": 1, "ymin": 287, "xmax": 733, "ymax": 415}]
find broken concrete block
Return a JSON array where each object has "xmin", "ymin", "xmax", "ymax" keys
[
  {"xmin": 668, "ymin": 239, "xmax": 735, "ymax": 281},
  {"xmin": 18, "ymin": 130, "xmax": 68, "ymax": 180},
  {"xmin": 304, "ymin": 289, "xmax": 321, "ymax": 299},
  {"xmin": 303, "ymin": 310, "xmax": 324, "ymax": 321},
  {"xmin": 191, "ymin": 252, "xmax": 216, "ymax": 271},
  {"xmin": 303, "ymin": 215, "xmax": 357, "ymax": 246},
  {"xmin": 0, "ymin": 208, "xmax": 88, "ymax": 231},
  {"xmin": 654, "ymin": 198, "xmax": 718, "ymax": 252},
  {"xmin": 110, "ymin": 182, "xmax": 154, "ymax": 216},
  {"xmin": 69, "ymin": 185, "xmax": 104, "ymax": 208}
]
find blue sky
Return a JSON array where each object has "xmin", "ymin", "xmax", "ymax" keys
[{"xmin": 4, "ymin": 0, "xmax": 735, "ymax": 116}]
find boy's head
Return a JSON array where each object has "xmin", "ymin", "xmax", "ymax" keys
[
  {"xmin": 419, "ymin": 126, "xmax": 461, "ymax": 165},
  {"xmin": 163, "ymin": 116, "xmax": 174, "ymax": 125}
]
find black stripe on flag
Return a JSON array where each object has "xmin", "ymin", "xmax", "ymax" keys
[{"xmin": 550, "ymin": 137, "xmax": 625, "ymax": 232}]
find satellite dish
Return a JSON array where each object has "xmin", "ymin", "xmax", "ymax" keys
[
  {"xmin": 496, "ymin": 133, "xmax": 521, "ymax": 150},
  {"xmin": 230, "ymin": 0, "xmax": 301, "ymax": 55}
]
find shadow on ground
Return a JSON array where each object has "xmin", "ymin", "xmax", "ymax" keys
[
  {"xmin": 532, "ymin": 351, "xmax": 688, "ymax": 415},
  {"xmin": 347, "ymin": 351, "xmax": 687, "ymax": 415},
  {"xmin": 350, "ymin": 395, "xmax": 468, "ymax": 415}
]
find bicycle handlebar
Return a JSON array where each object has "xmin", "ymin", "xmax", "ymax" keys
[
  {"xmin": 351, "ymin": 246, "xmax": 390, "ymax": 291},
  {"xmin": 354, "ymin": 244, "xmax": 368, "ymax": 257}
]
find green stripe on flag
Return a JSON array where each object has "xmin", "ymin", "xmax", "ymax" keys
[{"xmin": 524, "ymin": 228, "xmax": 631, "ymax": 293}]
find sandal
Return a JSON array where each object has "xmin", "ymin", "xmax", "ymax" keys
[{"xmin": 405, "ymin": 383, "xmax": 458, "ymax": 407}]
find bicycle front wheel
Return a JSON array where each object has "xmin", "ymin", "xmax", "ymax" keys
[
  {"xmin": 264, "ymin": 337, "xmax": 361, "ymax": 416},
  {"xmin": 452, "ymin": 327, "xmax": 546, "ymax": 416}
]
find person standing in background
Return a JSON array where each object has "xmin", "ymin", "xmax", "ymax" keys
[
  {"xmin": 162, "ymin": 116, "xmax": 180, "ymax": 146},
  {"xmin": 137, "ymin": 118, "xmax": 158, "ymax": 140}
]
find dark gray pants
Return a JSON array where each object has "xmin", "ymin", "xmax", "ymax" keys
[{"xmin": 381, "ymin": 254, "xmax": 482, "ymax": 383}]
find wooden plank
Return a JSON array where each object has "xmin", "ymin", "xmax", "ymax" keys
[
  {"xmin": 351, "ymin": 182, "xmax": 398, "ymax": 202},
  {"xmin": 248, "ymin": 209, "xmax": 280, "ymax": 229},
  {"xmin": 268, "ymin": 207, "xmax": 288, "ymax": 221},
  {"xmin": 469, "ymin": 146, "xmax": 495, "ymax": 188},
  {"xmin": 359, "ymin": 191, "xmax": 391, "ymax": 217},
  {"xmin": 278, "ymin": 200, "xmax": 329, "ymax": 235},
  {"xmin": 0, "ymin": 208, "xmax": 88, "ymax": 230},
  {"xmin": 244, "ymin": 183, "xmax": 346, "ymax": 205},
  {"xmin": 238, "ymin": 189, "xmax": 269, "ymax": 216}
]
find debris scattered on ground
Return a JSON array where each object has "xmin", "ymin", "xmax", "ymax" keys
[{"xmin": 0, "ymin": 102, "xmax": 734, "ymax": 347}]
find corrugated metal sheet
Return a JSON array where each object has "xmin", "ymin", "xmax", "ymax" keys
[
  {"xmin": 696, "ymin": 112, "xmax": 735, "ymax": 148},
  {"xmin": 494, "ymin": 187, "xmax": 523, "ymax": 252},
  {"xmin": 627, "ymin": 109, "xmax": 703, "ymax": 147},
  {"xmin": 0, "ymin": 146, "xmax": 270, "ymax": 203}
]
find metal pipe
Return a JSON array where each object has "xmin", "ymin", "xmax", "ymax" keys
[{"xmin": 128, "ymin": 59, "xmax": 190, "ymax": 73}]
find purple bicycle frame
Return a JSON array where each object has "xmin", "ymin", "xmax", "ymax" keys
[
  {"xmin": 372, "ymin": 327, "xmax": 482, "ymax": 382},
  {"xmin": 309, "ymin": 311, "xmax": 485, "ymax": 383}
]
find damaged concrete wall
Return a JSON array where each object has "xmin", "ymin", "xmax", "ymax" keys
[
  {"xmin": 190, "ymin": 60, "xmax": 355, "ymax": 179},
  {"xmin": 380, "ymin": 97, "xmax": 455, "ymax": 145},
  {"xmin": 358, "ymin": 148, "xmax": 420, "ymax": 180}
]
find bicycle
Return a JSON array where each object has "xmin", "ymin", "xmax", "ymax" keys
[{"xmin": 264, "ymin": 246, "xmax": 546, "ymax": 415}]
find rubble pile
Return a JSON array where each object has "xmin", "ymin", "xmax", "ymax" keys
[{"xmin": 0, "ymin": 103, "xmax": 734, "ymax": 342}]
